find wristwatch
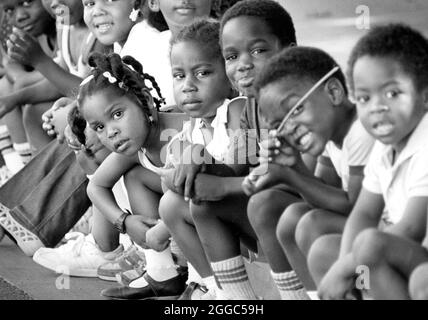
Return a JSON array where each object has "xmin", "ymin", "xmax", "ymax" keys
[{"xmin": 114, "ymin": 210, "xmax": 131, "ymax": 234}]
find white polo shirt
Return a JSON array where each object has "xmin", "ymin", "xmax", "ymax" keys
[
  {"xmin": 323, "ymin": 119, "xmax": 375, "ymax": 191},
  {"xmin": 363, "ymin": 113, "xmax": 428, "ymax": 224}
]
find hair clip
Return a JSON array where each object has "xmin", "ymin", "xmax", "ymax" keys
[
  {"xmin": 148, "ymin": 115, "xmax": 154, "ymax": 123},
  {"xmin": 129, "ymin": 8, "xmax": 140, "ymax": 22},
  {"xmin": 80, "ymin": 75, "xmax": 94, "ymax": 87},
  {"xmin": 118, "ymin": 81, "xmax": 129, "ymax": 91},
  {"xmin": 102, "ymin": 71, "xmax": 117, "ymax": 84}
]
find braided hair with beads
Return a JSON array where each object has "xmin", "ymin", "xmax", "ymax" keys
[{"xmin": 76, "ymin": 52, "xmax": 165, "ymax": 151}]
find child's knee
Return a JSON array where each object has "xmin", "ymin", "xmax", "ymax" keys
[
  {"xmin": 307, "ymin": 235, "xmax": 340, "ymax": 285},
  {"xmin": 352, "ymin": 228, "xmax": 386, "ymax": 268},
  {"xmin": 276, "ymin": 202, "xmax": 310, "ymax": 246},
  {"xmin": 295, "ymin": 209, "xmax": 326, "ymax": 254},
  {"xmin": 409, "ymin": 263, "xmax": 428, "ymax": 300},
  {"xmin": 159, "ymin": 190, "xmax": 183, "ymax": 226},
  {"xmin": 247, "ymin": 189, "xmax": 283, "ymax": 231},
  {"xmin": 189, "ymin": 201, "xmax": 213, "ymax": 223}
]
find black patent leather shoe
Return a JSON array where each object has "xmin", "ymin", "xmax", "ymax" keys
[{"xmin": 101, "ymin": 272, "xmax": 186, "ymax": 300}]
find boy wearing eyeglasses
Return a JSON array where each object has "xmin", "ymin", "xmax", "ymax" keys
[{"xmin": 242, "ymin": 46, "xmax": 375, "ymax": 297}]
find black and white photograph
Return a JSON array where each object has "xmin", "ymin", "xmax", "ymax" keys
[{"xmin": 0, "ymin": 0, "xmax": 428, "ymax": 306}]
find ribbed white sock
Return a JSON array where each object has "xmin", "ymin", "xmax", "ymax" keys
[
  {"xmin": 271, "ymin": 270, "xmax": 310, "ymax": 300},
  {"xmin": 211, "ymin": 256, "xmax": 256, "ymax": 300},
  {"xmin": 13, "ymin": 142, "xmax": 32, "ymax": 165}
]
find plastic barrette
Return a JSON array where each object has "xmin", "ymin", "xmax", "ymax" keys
[{"xmin": 102, "ymin": 71, "xmax": 117, "ymax": 84}]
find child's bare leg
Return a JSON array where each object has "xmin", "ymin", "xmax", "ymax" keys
[
  {"xmin": 160, "ymin": 190, "xmax": 212, "ymax": 278},
  {"xmin": 277, "ymin": 202, "xmax": 316, "ymax": 289},
  {"xmin": 92, "ymin": 205, "xmax": 120, "ymax": 252},
  {"xmin": 409, "ymin": 262, "xmax": 428, "ymax": 300},
  {"xmin": 247, "ymin": 188, "xmax": 299, "ymax": 272},
  {"xmin": 191, "ymin": 194, "xmax": 257, "ymax": 261},
  {"xmin": 307, "ymin": 234, "xmax": 341, "ymax": 286},
  {"xmin": 22, "ymin": 102, "xmax": 54, "ymax": 151},
  {"xmin": 353, "ymin": 229, "xmax": 428, "ymax": 300},
  {"xmin": 191, "ymin": 195, "xmax": 258, "ymax": 299},
  {"xmin": 295, "ymin": 209, "xmax": 347, "ymax": 256},
  {"xmin": 124, "ymin": 165, "xmax": 162, "ymax": 221},
  {"xmin": 0, "ymin": 78, "xmax": 26, "ymax": 144}
]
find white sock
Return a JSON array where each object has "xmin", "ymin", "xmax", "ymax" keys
[
  {"xmin": 2, "ymin": 151, "xmax": 24, "ymax": 174},
  {"xmin": 13, "ymin": 142, "xmax": 32, "ymax": 165},
  {"xmin": 271, "ymin": 270, "xmax": 310, "ymax": 300},
  {"xmin": 186, "ymin": 262, "xmax": 203, "ymax": 285},
  {"xmin": 144, "ymin": 246, "xmax": 178, "ymax": 281},
  {"xmin": 211, "ymin": 256, "xmax": 256, "ymax": 300}
]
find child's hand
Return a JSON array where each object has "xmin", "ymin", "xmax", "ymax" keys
[
  {"xmin": 145, "ymin": 221, "xmax": 171, "ymax": 252},
  {"xmin": 318, "ymin": 260, "xmax": 358, "ymax": 300},
  {"xmin": 192, "ymin": 174, "xmax": 226, "ymax": 203},
  {"xmin": 42, "ymin": 97, "xmax": 75, "ymax": 140},
  {"xmin": 124, "ymin": 215, "xmax": 154, "ymax": 248},
  {"xmin": 242, "ymin": 163, "xmax": 292, "ymax": 196},
  {"xmin": 173, "ymin": 144, "xmax": 207, "ymax": 201},
  {"xmin": 259, "ymin": 130, "xmax": 301, "ymax": 167},
  {"xmin": 6, "ymin": 27, "xmax": 46, "ymax": 67}
]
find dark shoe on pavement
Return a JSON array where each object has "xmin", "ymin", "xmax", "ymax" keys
[{"xmin": 100, "ymin": 272, "xmax": 186, "ymax": 300}]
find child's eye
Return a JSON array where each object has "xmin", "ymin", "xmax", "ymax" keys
[
  {"xmin": 385, "ymin": 90, "xmax": 400, "ymax": 99},
  {"xmin": 290, "ymin": 104, "xmax": 304, "ymax": 117},
  {"xmin": 195, "ymin": 70, "xmax": 211, "ymax": 78},
  {"xmin": 251, "ymin": 48, "xmax": 267, "ymax": 56},
  {"xmin": 224, "ymin": 54, "xmax": 237, "ymax": 62},
  {"xmin": 355, "ymin": 95, "xmax": 370, "ymax": 104},
  {"xmin": 112, "ymin": 111, "xmax": 123, "ymax": 119},
  {"xmin": 4, "ymin": 8, "xmax": 13, "ymax": 15},
  {"xmin": 94, "ymin": 124, "xmax": 104, "ymax": 133},
  {"xmin": 173, "ymin": 72, "xmax": 185, "ymax": 80},
  {"xmin": 22, "ymin": 0, "xmax": 33, "ymax": 7},
  {"xmin": 83, "ymin": 0, "xmax": 94, "ymax": 7}
]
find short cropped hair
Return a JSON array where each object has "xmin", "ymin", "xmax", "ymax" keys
[
  {"xmin": 255, "ymin": 46, "xmax": 347, "ymax": 96},
  {"xmin": 170, "ymin": 19, "xmax": 222, "ymax": 62},
  {"xmin": 347, "ymin": 23, "xmax": 428, "ymax": 93},
  {"xmin": 220, "ymin": 0, "xmax": 296, "ymax": 47}
]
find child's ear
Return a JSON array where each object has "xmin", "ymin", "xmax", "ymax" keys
[
  {"xmin": 325, "ymin": 77, "xmax": 345, "ymax": 106},
  {"xmin": 147, "ymin": 0, "xmax": 160, "ymax": 12}
]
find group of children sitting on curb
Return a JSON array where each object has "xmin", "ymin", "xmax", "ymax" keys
[{"xmin": 1, "ymin": 0, "xmax": 428, "ymax": 300}]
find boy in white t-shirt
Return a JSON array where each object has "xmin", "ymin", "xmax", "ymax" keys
[
  {"xmin": 314, "ymin": 24, "xmax": 428, "ymax": 300},
  {"xmin": 242, "ymin": 46, "xmax": 375, "ymax": 299}
]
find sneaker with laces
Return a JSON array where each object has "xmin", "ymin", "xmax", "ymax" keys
[
  {"xmin": 97, "ymin": 245, "xmax": 146, "ymax": 282},
  {"xmin": 33, "ymin": 232, "xmax": 124, "ymax": 277},
  {"xmin": 0, "ymin": 203, "xmax": 44, "ymax": 256}
]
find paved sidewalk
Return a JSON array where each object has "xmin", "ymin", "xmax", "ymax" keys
[{"xmin": 0, "ymin": 237, "xmax": 108, "ymax": 300}]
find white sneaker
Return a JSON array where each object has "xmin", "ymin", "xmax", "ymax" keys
[
  {"xmin": 0, "ymin": 203, "xmax": 44, "ymax": 256},
  {"xmin": 33, "ymin": 232, "xmax": 124, "ymax": 277}
]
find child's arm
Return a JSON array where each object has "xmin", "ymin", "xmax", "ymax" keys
[
  {"xmin": 339, "ymin": 188, "xmax": 385, "ymax": 256},
  {"xmin": 87, "ymin": 152, "xmax": 139, "ymax": 223},
  {"xmin": 8, "ymin": 28, "xmax": 82, "ymax": 96},
  {"xmin": 0, "ymin": 78, "xmax": 62, "ymax": 117},
  {"xmin": 318, "ymin": 252, "xmax": 361, "ymax": 300}
]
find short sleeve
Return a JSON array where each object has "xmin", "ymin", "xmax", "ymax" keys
[
  {"xmin": 344, "ymin": 120, "xmax": 375, "ymax": 167},
  {"xmin": 362, "ymin": 142, "xmax": 382, "ymax": 194},
  {"xmin": 407, "ymin": 146, "xmax": 428, "ymax": 197}
]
